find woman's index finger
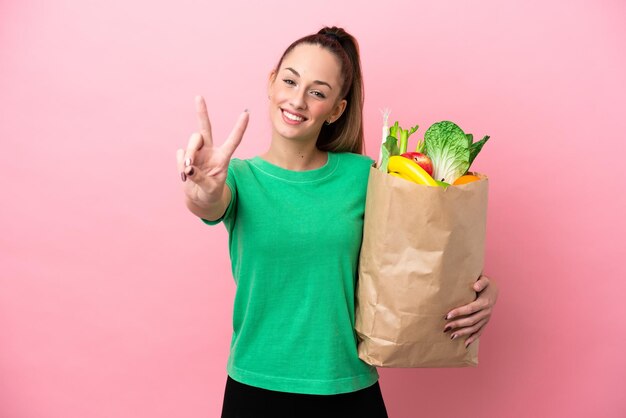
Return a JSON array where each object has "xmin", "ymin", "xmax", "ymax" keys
[{"xmin": 195, "ymin": 95, "xmax": 213, "ymax": 144}]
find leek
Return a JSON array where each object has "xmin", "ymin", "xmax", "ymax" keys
[{"xmin": 377, "ymin": 108, "xmax": 391, "ymax": 168}]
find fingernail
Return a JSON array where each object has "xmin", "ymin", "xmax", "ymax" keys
[
  {"xmin": 185, "ymin": 158, "xmax": 191, "ymax": 167},
  {"xmin": 451, "ymin": 334, "xmax": 457, "ymax": 340},
  {"xmin": 188, "ymin": 167, "xmax": 195, "ymax": 176},
  {"xmin": 443, "ymin": 326, "xmax": 451, "ymax": 333},
  {"xmin": 244, "ymin": 108, "xmax": 249, "ymax": 113},
  {"xmin": 181, "ymin": 172, "xmax": 187, "ymax": 182},
  {"xmin": 444, "ymin": 314, "xmax": 448, "ymax": 320}
]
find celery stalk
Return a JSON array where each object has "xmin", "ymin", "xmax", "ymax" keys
[
  {"xmin": 399, "ymin": 124, "xmax": 419, "ymax": 154},
  {"xmin": 399, "ymin": 130, "xmax": 408, "ymax": 154}
]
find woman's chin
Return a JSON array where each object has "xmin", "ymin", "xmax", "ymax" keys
[{"xmin": 273, "ymin": 124, "xmax": 321, "ymax": 143}]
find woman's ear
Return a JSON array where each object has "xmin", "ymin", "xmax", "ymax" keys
[
  {"xmin": 329, "ymin": 99, "xmax": 348, "ymax": 123},
  {"xmin": 267, "ymin": 70, "xmax": 277, "ymax": 98}
]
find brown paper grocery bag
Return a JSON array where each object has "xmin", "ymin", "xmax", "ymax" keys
[{"xmin": 355, "ymin": 166, "xmax": 488, "ymax": 367}]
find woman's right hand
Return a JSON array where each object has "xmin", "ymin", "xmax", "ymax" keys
[{"xmin": 176, "ymin": 96, "xmax": 249, "ymax": 208}]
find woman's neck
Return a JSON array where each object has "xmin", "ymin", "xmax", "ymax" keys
[{"xmin": 260, "ymin": 138, "xmax": 328, "ymax": 171}]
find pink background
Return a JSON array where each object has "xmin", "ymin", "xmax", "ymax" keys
[{"xmin": 1, "ymin": 0, "xmax": 625, "ymax": 417}]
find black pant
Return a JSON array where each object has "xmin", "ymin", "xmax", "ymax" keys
[{"xmin": 221, "ymin": 375, "xmax": 389, "ymax": 418}]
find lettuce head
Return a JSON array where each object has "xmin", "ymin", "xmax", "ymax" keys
[{"xmin": 423, "ymin": 121, "xmax": 489, "ymax": 184}]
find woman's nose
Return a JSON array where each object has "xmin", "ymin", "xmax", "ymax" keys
[{"xmin": 289, "ymin": 88, "xmax": 307, "ymax": 110}]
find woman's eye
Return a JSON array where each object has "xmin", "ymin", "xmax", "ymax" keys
[
  {"xmin": 282, "ymin": 79, "xmax": 296, "ymax": 86},
  {"xmin": 311, "ymin": 91, "xmax": 326, "ymax": 99}
]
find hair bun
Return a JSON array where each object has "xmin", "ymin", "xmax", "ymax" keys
[
  {"xmin": 323, "ymin": 32, "xmax": 341, "ymax": 43},
  {"xmin": 319, "ymin": 26, "xmax": 344, "ymax": 43}
]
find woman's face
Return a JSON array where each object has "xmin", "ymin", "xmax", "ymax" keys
[{"xmin": 267, "ymin": 43, "xmax": 347, "ymax": 145}]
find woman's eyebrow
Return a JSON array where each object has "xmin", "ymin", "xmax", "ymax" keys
[{"xmin": 284, "ymin": 67, "xmax": 333, "ymax": 90}]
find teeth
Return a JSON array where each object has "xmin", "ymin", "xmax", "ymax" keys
[{"xmin": 283, "ymin": 110, "xmax": 304, "ymax": 121}]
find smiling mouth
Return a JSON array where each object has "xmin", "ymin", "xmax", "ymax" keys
[{"xmin": 281, "ymin": 109, "xmax": 307, "ymax": 122}]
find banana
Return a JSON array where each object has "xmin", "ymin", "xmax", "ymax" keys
[
  {"xmin": 389, "ymin": 171, "xmax": 412, "ymax": 181},
  {"xmin": 388, "ymin": 155, "xmax": 439, "ymax": 187}
]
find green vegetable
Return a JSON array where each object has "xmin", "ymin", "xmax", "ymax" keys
[
  {"xmin": 377, "ymin": 108, "xmax": 392, "ymax": 169},
  {"xmin": 422, "ymin": 121, "xmax": 470, "ymax": 184},
  {"xmin": 423, "ymin": 121, "xmax": 490, "ymax": 183},
  {"xmin": 389, "ymin": 121, "xmax": 400, "ymax": 141},
  {"xmin": 415, "ymin": 138, "xmax": 425, "ymax": 153},
  {"xmin": 378, "ymin": 135, "xmax": 400, "ymax": 172},
  {"xmin": 388, "ymin": 121, "xmax": 418, "ymax": 154},
  {"xmin": 423, "ymin": 121, "xmax": 469, "ymax": 183},
  {"xmin": 467, "ymin": 134, "xmax": 490, "ymax": 166},
  {"xmin": 435, "ymin": 180, "xmax": 450, "ymax": 189}
]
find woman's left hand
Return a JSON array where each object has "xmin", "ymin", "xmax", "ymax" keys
[{"xmin": 443, "ymin": 275, "xmax": 499, "ymax": 348}]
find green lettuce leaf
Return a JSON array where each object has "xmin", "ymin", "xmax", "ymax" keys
[
  {"xmin": 469, "ymin": 135, "xmax": 490, "ymax": 167},
  {"xmin": 423, "ymin": 121, "xmax": 470, "ymax": 184},
  {"xmin": 378, "ymin": 135, "xmax": 400, "ymax": 172},
  {"xmin": 389, "ymin": 121, "xmax": 400, "ymax": 140}
]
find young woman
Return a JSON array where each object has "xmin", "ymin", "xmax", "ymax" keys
[{"xmin": 176, "ymin": 26, "xmax": 499, "ymax": 418}]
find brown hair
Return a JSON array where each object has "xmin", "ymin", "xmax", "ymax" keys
[{"xmin": 272, "ymin": 26, "xmax": 365, "ymax": 154}]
